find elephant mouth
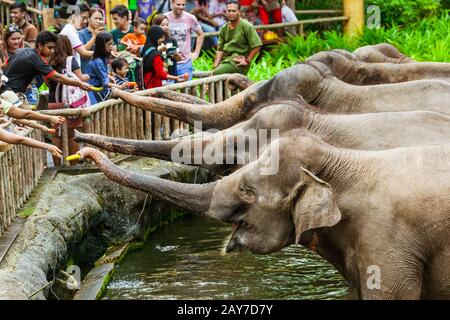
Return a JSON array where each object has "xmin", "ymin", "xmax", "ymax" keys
[{"xmin": 225, "ymin": 223, "xmax": 245, "ymax": 253}]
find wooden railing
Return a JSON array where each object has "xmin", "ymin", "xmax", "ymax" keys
[
  {"xmin": 0, "ymin": 128, "xmax": 45, "ymax": 237},
  {"xmin": 39, "ymin": 74, "xmax": 236, "ymax": 166},
  {"xmin": 202, "ymin": 16, "xmax": 348, "ymax": 38},
  {"xmin": 0, "ymin": 0, "xmax": 43, "ymax": 31}
]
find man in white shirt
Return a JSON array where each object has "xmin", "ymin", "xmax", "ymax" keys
[{"xmin": 60, "ymin": 4, "xmax": 94, "ymax": 66}]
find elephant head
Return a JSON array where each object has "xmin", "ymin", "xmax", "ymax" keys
[{"xmin": 78, "ymin": 132, "xmax": 341, "ymax": 254}]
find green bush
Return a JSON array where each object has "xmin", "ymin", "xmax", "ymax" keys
[{"xmin": 367, "ymin": 0, "xmax": 443, "ymax": 26}]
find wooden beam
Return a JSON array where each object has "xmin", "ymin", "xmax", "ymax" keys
[
  {"xmin": 201, "ymin": 16, "xmax": 348, "ymax": 38},
  {"xmin": 296, "ymin": 10, "xmax": 342, "ymax": 14},
  {"xmin": 343, "ymin": 0, "xmax": 365, "ymax": 37}
]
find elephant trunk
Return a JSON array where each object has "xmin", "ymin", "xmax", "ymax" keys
[
  {"xmin": 112, "ymin": 87, "xmax": 250, "ymax": 130},
  {"xmin": 74, "ymin": 131, "xmax": 177, "ymax": 160},
  {"xmin": 152, "ymin": 90, "xmax": 211, "ymax": 105},
  {"xmin": 78, "ymin": 147, "xmax": 216, "ymax": 215},
  {"xmin": 226, "ymin": 74, "xmax": 254, "ymax": 91}
]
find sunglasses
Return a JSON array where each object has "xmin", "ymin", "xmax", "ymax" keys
[{"xmin": 6, "ymin": 24, "xmax": 21, "ymax": 34}]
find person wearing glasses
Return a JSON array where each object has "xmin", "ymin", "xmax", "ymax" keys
[
  {"xmin": 60, "ymin": 3, "xmax": 94, "ymax": 66},
  {"xmin": 0, "ymin": 24, "xmax": 24, "ymax": 70},
  {"xmin": 9, "ymin": 1, "xmax": 38, "ymax": 48}
]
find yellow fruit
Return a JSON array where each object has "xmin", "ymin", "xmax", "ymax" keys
[{"xmin": 65, "ymin": 154, "xmax": 80, "ymax": 162}]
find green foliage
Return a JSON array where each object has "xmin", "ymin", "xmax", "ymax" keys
[
  {"xmin": 368, "ymin": 0, "xmax": 443, "ymax": 26},
  {"xmin": 296, "ymin": 0, "xmax": 343, "ymax": 10},
  {"xmin": 193, "ymin": 14, "xmax": 449, "ymax": 82}
]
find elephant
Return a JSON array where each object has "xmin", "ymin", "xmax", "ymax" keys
[
  {"xmin": 306, "ymin": 51, "xmax": 450, "ymax": 85},
  {"xmin": 77, "ymin": 129, "xmax": 450, "ymax": 299},
  {"xmin": 110, "ymin": 62, "xmax": 450, "ymax": 130},
  {"xmin": 142, "ymin": 73, "xmax": 253, "ymax": 105},
  {"xmin": 75, "ymin": 102, "xmax": 450, "ymax": 175},
  {"xmin": 352, "ymin": 43, "xmax": 415, "ymax": 64}
]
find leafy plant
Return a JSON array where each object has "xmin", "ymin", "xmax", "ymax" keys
[{"xmin": 367, "ymin": 0, "xmax": 443, "ymax": 26}]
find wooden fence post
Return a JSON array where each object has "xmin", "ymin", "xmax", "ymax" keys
[{"xmin": 343, "ymin": 0, "xmax": 365, "ymax": 37}]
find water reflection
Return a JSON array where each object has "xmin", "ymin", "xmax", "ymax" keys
[{"xmin": 104, "ymin": 215, "xmax": 351, "ymax": 300}]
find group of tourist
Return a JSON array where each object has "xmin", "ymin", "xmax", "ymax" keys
[{"xmin": 0, "ymin": 0, "xmax": 295, "ymax": 166}]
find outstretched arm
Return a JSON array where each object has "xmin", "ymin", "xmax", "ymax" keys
[
  {"xmin": 6, "ymin": 106, "xmax": 65, "ymax": 126},
  {"xmin": 48, "ymin": 72, "xmax": 92, "ymax": 91},
  {"xmin": 11, "ymin": 119, "xmax": 54, "ymax": 133},
  {"xmin": 0, "ymin": 127, "xmax": 62, "ymax": 157}
]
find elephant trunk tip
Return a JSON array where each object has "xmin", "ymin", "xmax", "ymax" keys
[
  {"xmin": 77, "ymin": 147, "xmax": 105, "ymax": 162},
  {"xmin": 73, "ymin": 130, "xmax": 85, "ymax": 143}
]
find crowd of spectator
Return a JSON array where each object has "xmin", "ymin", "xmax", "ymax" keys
[{"xmin": 0, "ymin": 0, "xmax": 297, "ymax": 166}]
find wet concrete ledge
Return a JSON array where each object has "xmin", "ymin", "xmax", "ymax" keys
[{"xmin": 0, "ymin": 157, "xmax": 211, "ymax": 300}]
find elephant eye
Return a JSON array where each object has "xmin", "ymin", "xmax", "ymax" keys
[
  {"xmin": 241, "ymin": 221, "xmax": 250, "ymax": 228},
  {"xmin": 238, "ymin": 181, "xmax": 256, "ymax": 204}
]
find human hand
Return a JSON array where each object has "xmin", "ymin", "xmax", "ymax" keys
[
  {"xmin": 233, "ymin": 55, "xmax": 249, "ymax": 67},
  {"xmin": 191, "ymin": 51, "xmax": 200, "ymax": 61},
  {"xmin": 46, "ymin": 127, "xmax": 57, "ymax": 134},
  {"xmin": 79, "ymin": 81, "xmax": 93, "ymax": 91},
  {"xmin": 93, "ymin": 26, "xmax": 106, "ymax": 36},
  {"xmin": 50, "ymin": 116, "xmax": 65, "ymax": 125},
  {"xmin": 48, "ymin": 145, "xmax": 62, "ymax": 158}
]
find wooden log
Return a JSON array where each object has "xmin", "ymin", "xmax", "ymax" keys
[
  {"xmin": 7, "ymin": 149, "xmax": 14, "ymax": 225},
  {"xmin": 216, "ymin": 81, "xmax": 223, "ymax": 102},
  {"xmin": 125, "ymin": 104, "xmax": 131, "ymax": 139},
  {"xmin": 224, "ymin": 82, "xmax": 232, "ymax": 99},
  {"xmin": 343, "ymin": 0, "xmax": 364, "ymax": 37},
  {"xmin": 0, "ymin": 157, "xmax": 7, "ymax": 234},
  {"xmin": 209, "ymin": 81, "xmax": 216, "ymax": 103},
  {"xmin": 100, "ymin": 108, "xmax": 107, "ymax": 136},
  {"xmin": 61, "ymin": 123, "xmax": 69, "ymax": 167},
  {"xmin": 154, "ymin": 114, "xmax": 161, "ymax": 140},
  {"xmin": 94, "ymin": 111, "xmax": 101, "ymax": 135},
  {"xmin": 163, "ymin": 116, "xmax": 171, "ymax": 139},
  {"xmin": 144, "ymin": 111, "xmax": 152, "ymax": 140},
  {"xmin": 136, "ymin": 108, "xmax": 144, "ymax": 140},
  {"xmin": 119, "ymin": 104, "xmax": 125, "ymax": 138},
  {"xmin": 200, "ymin": 84, "xmax": 207, "ymax": 101},
  {"xmin": 130, "ymin": 105, "xmax": 137, "ymax": 140},
  {"xmin": 298, "ymin": 24, "xmax": 304, "ymax": 37},
  {"xmin": 200, "ymin": 16, "xmax": 348, "ymax": 37}
]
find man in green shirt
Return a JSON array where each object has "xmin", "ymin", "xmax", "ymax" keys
[
  {"xmin": 110, "ymin": 5, "xmax": 134, "ymax": 51},
  {"xmin": 212, "ymin": 0, "xmax": 262, "ymax": 75}
]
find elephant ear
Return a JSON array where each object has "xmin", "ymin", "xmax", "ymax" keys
[{"xmin": 292, "ymin": 167, "xmax": 341, "ymax": 244}]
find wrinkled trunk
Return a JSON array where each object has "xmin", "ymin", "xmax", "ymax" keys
[
  {"xmin": 353, "ymin": 44, "xmax": 414, "ymax": 64},
  {"xmin": 74, "ymin": 131, "xmax": 235, "ymax": 175},
  {"xmin": 152, "ymin": 90, "xmax": 210, "ymax": 105},
  {"xmin": 78, "ymin": 147, "xmax": 216, "ymax": 215},
  {"xmin": 307, "ymin": 51, "xmax": 450, "ymax": 85},
  {"xmin": 112, "ymin": 87, "xmax": 251, "ymax": 130},
  {"xmin": 226, "ymin": 74, "xmax": 254, "ymax": 91},
  {"xmin": 74, "ymin": 131, "xmax": 177, "ymax": 160}
]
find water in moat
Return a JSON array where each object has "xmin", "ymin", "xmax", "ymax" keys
[{"xmin": 103, "ymin": 215, "xmax": 352, "ymax": 300}]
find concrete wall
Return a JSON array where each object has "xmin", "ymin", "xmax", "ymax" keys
[{"xmin": 0, "ymin": 158, "xmax": 210, "ymax": 300}]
